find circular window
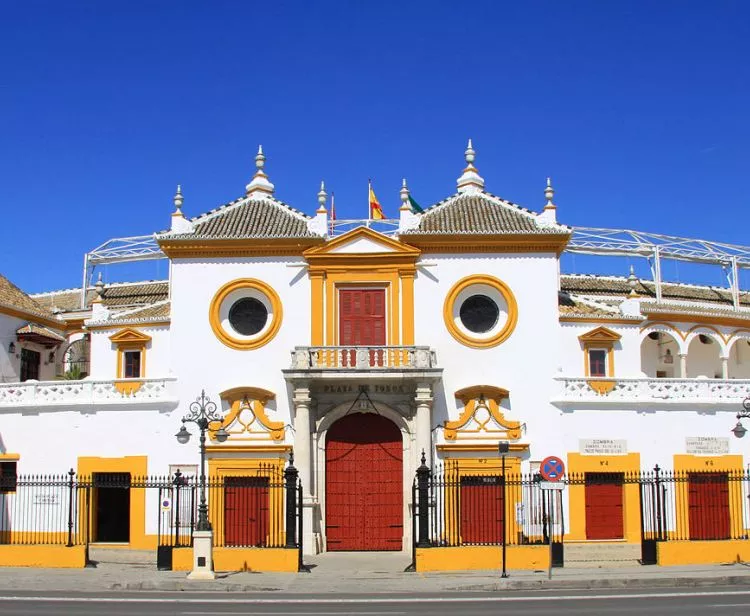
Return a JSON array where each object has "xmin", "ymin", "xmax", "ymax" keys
[
  {"xmin": 228, "ymin": 297, "xmax": 268, "ymax": 336},
  {"xmin": 209, "ymin": 279, "xmax": 282, "ymax": 350},
  {"xmin": 443, "ymin": 275, "xmax": 517, "ymax": 348},
  {"xmin": 459, "ymin": 295, "xmax": 499, "ymax": 333}
]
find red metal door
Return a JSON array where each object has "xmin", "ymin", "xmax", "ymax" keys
[
  {"xmin": 460, "ymin": 476, "xmax": 503, "ymax": 544},
  {"xmin": 585, "ymin": 473, "xmax": 624, "ymax": 540},
  {"xmin": 339, "ymin": 289, "xmax": 386, "ymax": 366},
  {"xmin": 224, "ymin": 477, "xmax": 269, "ymax": 547},
  {"xmin": 326, "ymin": 413, "xmax": 402, "ymax": 550},
  {"xmin": 688, "ymin": 473, "xmax": 730, "ymax": 540}
]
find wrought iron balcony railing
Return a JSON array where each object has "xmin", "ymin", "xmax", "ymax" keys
[
  {"xmin": 290, "ymin": 346, "xmax": 437, "ymax": 370},
  {"xmin": 0, "ymin": 377, "xmax": 178, "ymax": 409}
]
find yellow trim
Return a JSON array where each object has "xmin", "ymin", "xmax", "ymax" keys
[
  {"xmin": 443, "ymin": 275, "xmax": 518, "ymax": 349},
  {"xmin": 209, "ymin": 278, "xmax": 283, "ymax": 351},
  {"xmin": 109, "ymin": 328, "xmax": 151, "ymax": 393},
  {"xmin": 444, "ymin": 386, "xmax": 521, "ymax": 441},
  {"xmin": 88, "ymin": 320, "xmax": 170, "ymax": 331},
  {"xmin": 206, "ymin": 457, "xmax": 287, "ymax": 548},
  {"xmin": 436, "ymin": 443, "xmax": 529, "ymax": 453},
  {"xmin": 399, "ymin": 269, "xmax": 415, "ymax": 345},
  {"xmin": 77, "ymin": 456, "xmax": 149, "ymax": 550},
  {"xmin": 566, "ymin": 452, "xmax": 641, "ymax": 543},
  {"xmin": 672, "ymin": 454, "xmax": 745, "ymax": 541},
  {"xmin": 639, "ymin": 321, "xmax": 685, "ymax": 340},
  {"xmin": 0, "ymin": 453, "xmax": 20, "ymax": 461},
  {"xmin": 560, "ymin": 316, "xmax": 643, "ymax": 324},
  {"xmin": 643, "ymin": 310, "xmax": 750, "ymax": 328},
  {"xmin": 685, "ymin": 324, "xmax": 727, "ymax": 344},
  {"xmin": 310, "ymin": 271, "xmax": 325, "ymax": 346},
  {"xmin": 158, "ymin": 237, "xmax": 324, "ymax": 259},
  {"xmin": 206, "ymin": 445, "xmax": 292, "ymax": 454},
  {"xmin": 213, "ymin": 387, "xmax": 285, "ymax": 442},
  {"xmin": 416, "ymin": 545, "xmax": 549, "ymax": 572},
  {"xmin": 405, "ymin": 233, "xmax": 570, "ymax": 255},
  {"xmin": 0, "ymin": 545, "xmax": 86, "ymax": 568},
  {"xmin": 173, "ymin": 546, "xmax": 298, "ymax": 572},
  {"xmin": 657, "ymin": 540, "xmax": 750, "ymax": 566},
  {"xmin": 579, "ymin": 326, "xmax": 620, "ymax": 386}
]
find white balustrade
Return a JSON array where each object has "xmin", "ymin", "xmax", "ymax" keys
[
  {"xmin": 290, "ymin": 346, "xmax": 437, "ymax": 370},
  {"xmin": 554, "ymin": 376, "xmax": 750, "ymax": 405},
  {"xmin": 0, "ymin": 377, "xmax": 178, "ymax": 409}
]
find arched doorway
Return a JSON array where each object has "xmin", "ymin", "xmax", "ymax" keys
[{"xmin": 325, "ymin": 412, "xmax": 403, "ymax": 551}]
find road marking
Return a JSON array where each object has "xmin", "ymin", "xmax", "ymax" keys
[
  {"xmin": 183, "ymin": 613, "xmax": 407, "ymax": 615},
  {"xmin": 1, "ymin": 590, "xmax": 750, "ymax": 605}
]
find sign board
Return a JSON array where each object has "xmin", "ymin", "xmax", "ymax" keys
[
  {"xmin": 540, "ymin": 481, "xmax": 565, "ymax": 491},
  {"xmin": 686, "ymin": 437, "xmax": 729, "ymax": 455},
  {"xmin": 579, "ymin": 439, "xmax": 627, "ymax": 456},
  {"xmin": 515, "ymin": 502, "xmax": 525, "ymax": 525},
  {"xmin": 161, "ymin": 497, "xmax": 172, "ymax": 511},
  {"xmin": 540, "ymin": 456, "xmax": 565, "ymax": 481}
]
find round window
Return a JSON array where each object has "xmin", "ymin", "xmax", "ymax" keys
[
  {"xmin": 459, "ymin": 294, "xmax": 499, "ymax": 333},
  {"xmin": 228, "ymin": 297, "xmax": 268, "ymax": 336}
]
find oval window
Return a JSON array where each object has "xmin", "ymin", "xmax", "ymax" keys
[
  {"xmin": 459, "ymin": 294, "xmax": 500, "ymax": 333},
  {"xmin": 228, "ymin": 297, "xmax": 268, "ymax": 336}
]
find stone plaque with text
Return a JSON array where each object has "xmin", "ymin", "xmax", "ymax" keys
[
  {"xmin": 686, "ymin": 437, "xmax": 729, "ymax": 455},
  {"xmin": 579, "ymin": 439, "xmax": 627, "ymax": 455}
]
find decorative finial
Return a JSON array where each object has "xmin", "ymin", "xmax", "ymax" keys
[
  {"xmin": 544, "ymin": 177, "xmax": 555, "ymax": 210},
  {"xmin": 245, "ymin": 144, "xmax": 275, "ymax": 196},
  {"xmin": 173, "ymin": 184, "xmax": 183, "ymax": 214},
  {"xmin": 628, "ymin": 265, "xmax": 639, "ymax": 297},
  {"xmin": 457, "ymin": 138, "xmax": 485, "ymax": 193},
  {"xmin": 420, "ymin": 450, "xmax": 427, "ymax": 467},
  {"xmin": 317, "ymin": 181, "xmax": 327, "ymax": 212},
  {"xmin": 400, "ymin": 178, "xmax": 410, "ymax": 210},
  {"xmin": 95, "ymin": 272, "xmax": 105, "ymax": 298}
]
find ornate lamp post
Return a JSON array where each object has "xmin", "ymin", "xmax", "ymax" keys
[
  {"xmin": 175, "ymin": 390, "xmax": 228, "ymax": 578},
  {"xmin": 732, "ymin": 397, "xmax": 750, "ymax": 439}
]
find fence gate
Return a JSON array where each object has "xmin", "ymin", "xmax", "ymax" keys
[
  {"xmin": 156, "ymin": 473, "xmax": 195, "ymax": 570},
  {"xmin": 639, "ymin": 467, "xmax": 664, "ymax": 566}
]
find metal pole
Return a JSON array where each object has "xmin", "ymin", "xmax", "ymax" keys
[
  {"xmin": 501, "ymin": 453, "xmax": 507, "ymax": 578},
  {"xmin": 196, "ymin": 423, "xmax": 210, "ymax": 531},
  {"xmin": 416, "ymin": 452, "xmax": 431, "ymax": 547},
  {"xmin": 547, "ymin": 491, "xmax": 553, "ymax": 580},
  {"xmin": 174, "ymin": 469, "xmax": 182, "ymax": 547},
  {"xmin": 66, "ymin": 468, "xmax": 75, "ymax": 547}
]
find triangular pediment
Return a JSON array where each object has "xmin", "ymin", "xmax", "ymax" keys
[
  {"xmin": 108, "ymin": 328, "xmax": 152, "ymax": 344},
  {"xmin": 578, "ymin": 326, "xmax": 621, "ymax": 343},
  {"xmin": 304, "ymin": 227, "xmax": 420, "ymax": 258}
]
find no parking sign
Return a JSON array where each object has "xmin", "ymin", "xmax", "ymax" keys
[{"xmin": 539, "ymin": 456, "xmax": 565, "ymax": 481}]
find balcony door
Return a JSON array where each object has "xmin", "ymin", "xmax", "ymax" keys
[{"xmin": 339, "ymin": 289, "xmax": 386, "ymax": 366}]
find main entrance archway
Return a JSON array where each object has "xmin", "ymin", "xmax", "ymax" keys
[{"xmin": 325, "ymin": 412, "xmax": 403, "ymax": 551}]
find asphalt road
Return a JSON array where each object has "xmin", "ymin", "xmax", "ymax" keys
[{"xmin": 0, "ymin": 588, "xmax": 749, "ymax": 615}]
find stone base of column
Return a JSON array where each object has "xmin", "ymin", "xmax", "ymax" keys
[
  {"xmin": 187, "ymin": 530, "xmax": 215, "ymax": 580},
  {"xmin": 302, "ymin": 498, "xmax": 319, "ymax": 555}
]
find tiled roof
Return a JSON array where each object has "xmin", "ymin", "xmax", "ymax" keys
[
  {"xmin": 0, "ymin": 274, "xmax": 57, "ymax": 321},
  {"xmin": 16, "ymin": 323, "xmax": 65, "ymax": 342},
  {"xmin": 166, "ymin": 196, "xmax": 317, "ymax": 240},
  {"xmin": 402, "ymin": 192, "xmax": 570, "ymax": 236},
  {"xmin": 32, "ymin": 281, "xmax": 169, "ymax": 314},
  {"xmin": 559, "ymin": 274, "xmax": 750, "ymax": 307},
  {"xmin": 107, "ymin": 300, "xmax": 171, "ymax": 324},
  {"xmin": 558, "ymin": 292, "xmax": 641, "ymax": 321}
]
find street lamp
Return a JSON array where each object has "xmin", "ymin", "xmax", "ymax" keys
[
  {"xmin": 498, "ymin": 440, "xmax": 510, "ymax": 579},
  {"xmin": 175, "ymin": 390, "xmax": 228, "ymax": 579},
  {"xmin": 732, "ymin": 397, "xmax": 750, "ymax": 439}
]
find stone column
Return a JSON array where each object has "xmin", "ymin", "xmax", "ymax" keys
[
  {"xmin": 721, "ymin": 356, "xmax": 729, "ymax": 379},
  {"xmin": 292, "ymin": 384, "xmax": 317, "ymax": 554},
  {"xmin": 415, "ymin": 383, "xmax": 433, "ymax": 468},
  {"xmin": 678, "ymin": 353, "xmax": 687, "ymax": 378}
]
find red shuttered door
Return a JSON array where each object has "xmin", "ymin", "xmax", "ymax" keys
[
  {"xmin": 585, "ymin": 473, "xmax": 624, "ymax": 540},
  {"xmin": 224, "ymin": 477, "xmax": 270, "ymax": 547},
  {"xmin": 688, "ymin": 473, "xmax": 730, "ymax": 540},
  {"xmin": 339, "ymin": 289, "xmax": 386, "ymax": 367},
  {"xmin": 325, "ymin": 413, "xmax": 403, "ymax": 551},
  {"xmin": 460, "ymin": 476, "xmax": 504, "ymax": 544}
]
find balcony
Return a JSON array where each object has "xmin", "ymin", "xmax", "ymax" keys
[
  {"xmin": 0, "ymin": 377, "xmax": 179, "ymax": 412},
  {"xmin": 553, "ymin": 376, "xmax": 750, "ymax": 409},
  {"xmin": 284, "ymin": 346, "xmax": 441, "ymax": 382}
]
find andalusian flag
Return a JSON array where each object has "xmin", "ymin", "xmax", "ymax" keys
[
  {"xmin": 408, "ymin": 195, "xmax": 424, "ymax": 214},
  {"xmin": 369, "ymin": 182, "xmax": 386, "ymax": 220}
]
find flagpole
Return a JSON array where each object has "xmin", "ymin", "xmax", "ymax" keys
[{"xmin": 367, "ymin": 179, "xmax": 371, "ymax": 228}]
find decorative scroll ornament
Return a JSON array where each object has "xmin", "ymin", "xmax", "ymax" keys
[
  {"xmin": 444, "ymin": 385, "xmax": 521, "ymax": 441},
  {"xmin": 213, "ymin": 387, "xmax": 284, "ymax": 442}
]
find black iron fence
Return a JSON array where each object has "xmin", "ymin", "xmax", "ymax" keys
[{"xmin": 0, "ymin": 462, "xmax": 303, "ymax": 568}]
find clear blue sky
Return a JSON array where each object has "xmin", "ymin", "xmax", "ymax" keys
[{"xmin": 2, "ymin": 1, "xmax": 749, "ymax": 293}]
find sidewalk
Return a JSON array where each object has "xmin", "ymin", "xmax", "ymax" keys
[{"xmin": 0, "ymin": 552, "xmax": 749, "ymax": 594}]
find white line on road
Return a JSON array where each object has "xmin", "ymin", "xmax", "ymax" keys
[
  {"xmin": 182, "ymin": 613, "xmax": 407, "ymax": 615},
  {"xmin": 0, "ymin": 590, "xmax": 749, "ymax": 605}
]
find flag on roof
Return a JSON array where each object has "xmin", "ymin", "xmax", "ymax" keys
[
  {"xmin": 369, "ymin": 182, "xmax": 386, "ymax": 220},
  {"xmin": 408, "ymin": 195, "xmax": 423, "ymax": 214}
]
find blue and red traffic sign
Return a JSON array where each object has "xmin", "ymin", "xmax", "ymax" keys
[{"xmin": 540, "ymin": 456, "xmax": 565, "ymax": 481}]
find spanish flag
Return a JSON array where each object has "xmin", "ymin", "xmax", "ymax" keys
[{"xmin": 369, "ymin": 182, "xmax": 386, "ymax": 220}]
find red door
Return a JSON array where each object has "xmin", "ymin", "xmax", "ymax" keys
[
  {"xmin": 460, "ymin": 476, "xmax": 504, "ymax": 544},
  {"xmin": 224, "ymin": 477, "xmax": 269, "ymax": 547},
  {"xmin": 585, "ymin": 473, "xmax": 624, "ymax": 540},
  {"xmin": 326, "ymin": 413, "xmax": 402, "ymax": 550},
  {"xmin": 688, "ymin": 473, "xmax": 730, "ymax": 540},
  {"xmin": 339, "ymin": 289, "xmax": 386, "ymax": 366}
]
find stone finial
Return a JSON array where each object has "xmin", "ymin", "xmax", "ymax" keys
[
  {"xmin": 544, "ymin": 177, "xmax": 556, "ymax": 210},
  {"xmin": 94, "ymin": 272, "xmax": 105, "ymax": 298},
  {"xmin": 400, "ymin": 178, "xmax": 410, "ymax": 211},
  {"xmin": 457, "ymin": 138, "xmax": 485, "ymax": 193},
  {"xmin": 628, "ymin": 265, "xmax": 639, "ymax": 297},
  {"xmin": 245, "ymin": 144, "xmax": 275, "ymax": 197},
  {"xmin": 317, "ymin": 181, "xmax": 327, "ymax": 213},
  {"xmin": 173, "ymin": 184, "xmax": 184, "ymax": 214}
]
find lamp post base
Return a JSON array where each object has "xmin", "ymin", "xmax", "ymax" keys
[{"xmin": 187, "ymin": 530, "xmax": 215, "ymax": 580}]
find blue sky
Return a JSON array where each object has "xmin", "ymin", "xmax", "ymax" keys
[{"xmin": 1, "ymin": 1, "xmax": 749, "ymax": 293}]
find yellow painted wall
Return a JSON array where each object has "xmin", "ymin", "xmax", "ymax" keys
[
  {"xmin": 566, "ymin": 453, "xmax": 641, "ymax": 543},
  {"xmin": 658, "ymin": 540, "xmax": 750, "ymax": 566},
  {"xmin": 0, "ymin": 545, "xmax": 86, "ymax": 568},
  {"xmin": 416, "ymin": 545, "xmax": 550, "ymax": 572},
  {"xmin": 77, "ymin": 456, "xmax": 150, "ymax": 550},
  {"xmin": 173, "ymin": 547, "xmax": 298, "ymax": 572}
]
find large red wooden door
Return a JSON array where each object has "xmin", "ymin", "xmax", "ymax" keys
[
  {"xmin": 585, "ymin": 473, "xmax": 624, "ymax": 540},
  {"xmin": 326, "ymin": 413, "xmax": 402, "ymax": 551},
  {"xmin": 224, "ymin": 477, "xmax": 269, "ymax": 547},
  {"xmin": 339, "ymin": 289, "xmax": 386, "ymax": 366},
  {"xmin": 688, "ymin": 473, "xmax": 730, "ymax": 540},
  {"xmin": 460, "ymin": 476, "xmax": 503, "ymax": 544}
]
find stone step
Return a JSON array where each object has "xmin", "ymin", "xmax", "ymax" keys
[
  {"xmin": 564, "ymin": 542, "xmax": 642, "ymax": 568},
  {"xmin": 88, "ymin": 547, "xmax": 155, "ymax": 565}
]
